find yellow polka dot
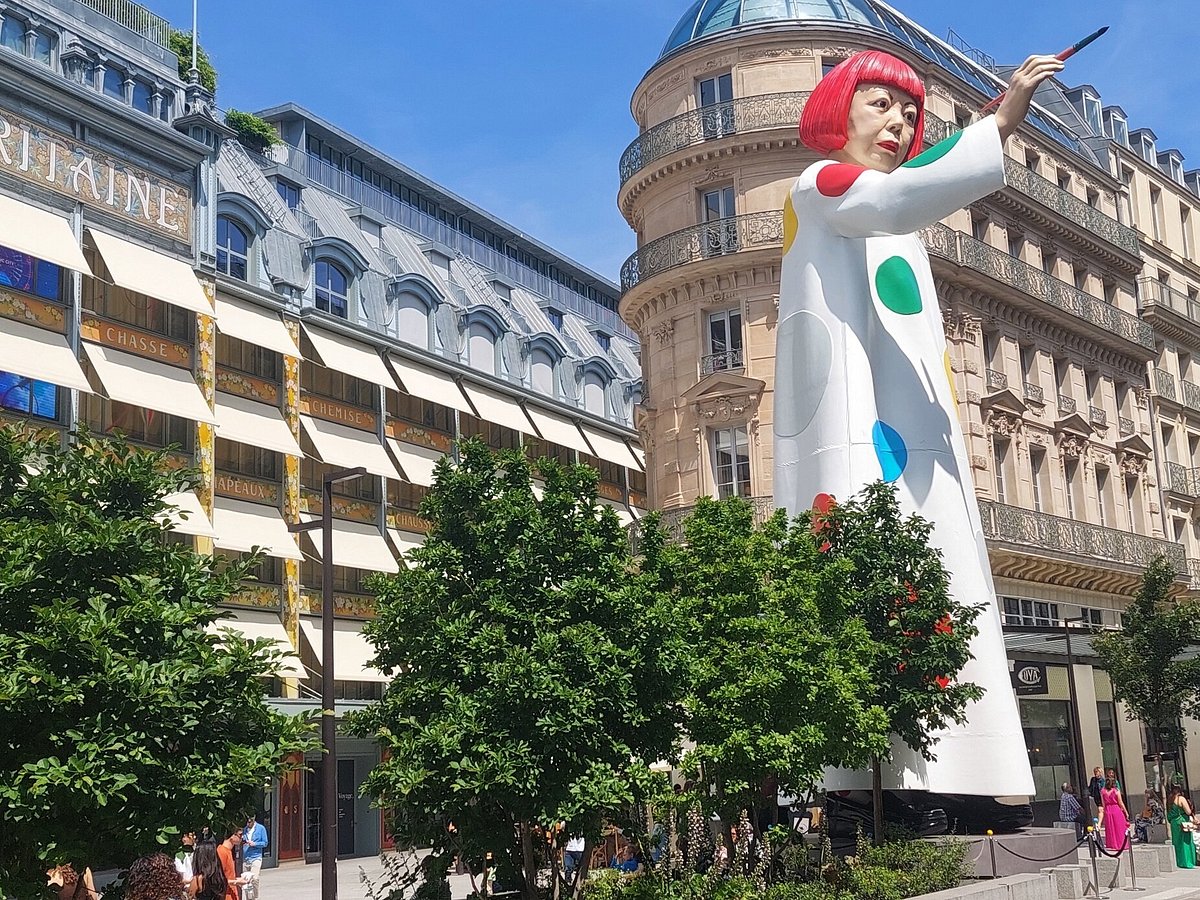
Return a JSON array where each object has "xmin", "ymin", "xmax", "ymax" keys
[
  {"xmin": 944, "ymin": 350, "xmax": 957, "ymax": 406},
  {"xmin": 783, "ymin": 195, "xmax": 798, "ymax": 255}
]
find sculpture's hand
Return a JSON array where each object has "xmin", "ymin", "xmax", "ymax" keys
[{"xmin": 994, "ymin": 54, "xmax": 1065, "ymax": 142}]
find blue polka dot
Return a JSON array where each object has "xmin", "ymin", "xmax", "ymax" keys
[{"xmin": 872, "ymin": 420, "xmax": 908, "ymax": 483}]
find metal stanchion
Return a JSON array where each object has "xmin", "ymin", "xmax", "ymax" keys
[
  {"xmin": 1088, "ymin": 827, "xmax": 1108, "ymax": 900},
  {"xmin": 1125, "ymin": 826, "xmax": 1144, "ymax": 892},
  {"xmin": 987, "ymin": 829, "xmax": 998, "ymax": 879}
]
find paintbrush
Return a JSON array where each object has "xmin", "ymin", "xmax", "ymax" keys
[{"xmin": 980, "ymin": 26, "xmax": 1108, "ymax": 113}]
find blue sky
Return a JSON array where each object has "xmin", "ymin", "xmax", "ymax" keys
[{"xmin": 139, "ymin": 1, "xmax": 1198, "ymax": 284}]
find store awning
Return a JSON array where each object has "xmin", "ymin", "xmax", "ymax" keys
[
  {"xmin": 298, "ymin": 616, "xmax": 387, "ymax": 682},
  {"xmin": 214, "ymin": 296, "xmax": 298, "ymax": 357},
  {"xmin": 632, "ymin": 445, "xmax": 646, "ymax": 471},
  {"xmin": 460, "ymin": 382, "xmax": 533, "ymax": 434},
  {"xmin": 386, "ymin": 528, "xmax": 425, "ymax": 561},
  {"xmin": 300, "ymin": 515, "xmax": 400, "ymax": 573},
  {"xmin": 208, "ymin": 610, "xmax": 305, "ymax": 680},
  {"xmin": 524, "ymin": 405, "xmax": 592, "ymax": 455},
  {"xmin": 0, "ymin": 194, "xmax": 91, "ymax": 275},
  {"xmin": 386, "ymin": 439, "xmax": 448, "ymax": 487},
  {"xmin": 160, "ymin": 490, "xmax": 216, "ymax": 537},
  {"xmin": 301, "ymin": 324, "xmax": 392, "ymax": 388},
  {"xmin": 299, "ymin": 415, "xmax": 400, "ymax": 480},
  {"xmin": 386, "ymin": 353, "xmax": 474, "ymax": 414},
  {"xmin": 213, "ymin": 496, "xmax": 304, "ymax": 561},
  {"xmin": 0, "ymin": 318, "xmax": 91, "ymax": 392},
  {"xmin": 581, "ymin": 423, "xmax": 642, "ymax": 470},
  {"xmin": 215, "ymin": 392, "xmax": 303, "ymax": 457},
  {"xmin": 87, "ymin": 228, "xmax": 212, "ymax": 316},
  {"xmin": 83, "ymin": 342, "xmax": 215, "ymax": 424}
]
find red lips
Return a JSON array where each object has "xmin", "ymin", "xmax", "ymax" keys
[{"xmin": 877, "ymin": 140, "xmax": 899, "ymax": 153}]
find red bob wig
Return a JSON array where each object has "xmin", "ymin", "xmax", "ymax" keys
[{"xmin": 799, "ymin": 50, "xmax": 926, "ymax": 163}]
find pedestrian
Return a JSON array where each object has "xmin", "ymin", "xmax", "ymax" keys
[
  {"xmin": 1168, "ymin": 786, "xmax": 1196, "ymax": 869},
  {"xmin": 1088, "ymin": 766, "xmax": 1105, "ymax": 813},
  {"xmin": 1059, "ymin": 783, "xmax": 1086, "ymax": 842},
  {"xmin": 217, "ymin": 825, "xmax": 243, "ymax": 900},
  {"xmin": 189, "ymin": 839, "xmax": 229, "ymax": 900},
  {"xmin": 174, "ymin": 831, "xmax": 196, "ymax": 894},
  {"xmin": 126, "ymin": 853, "xmax": 186, "ymax": 900},
  {"xmin": 1101, "ymin": 775, "xmax": 1130, "ymax": 852},
  {"xmin": 1135, "ymin": 791, "xmax": 1164, "ymax": 844},
  {"xmin": 563, "ymin": 834, "xmax": 585, "ymax": 880},
  {"xmin": 241, "ymin": 814, "xmax": 268, "ymax": 900}
]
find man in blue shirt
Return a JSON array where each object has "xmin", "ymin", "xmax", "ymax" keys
[{"xmin": 241, "ymin": 814, "xmax": 269, "ymax": 900}]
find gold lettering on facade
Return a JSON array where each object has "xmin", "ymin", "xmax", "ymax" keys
[
  {"xmin": 305, "ymin": 396, "xmax": 376, "ymax": 430},
  {"xmin": 216, "ymin": 473, "xmax": 279, "ymax": 504}
]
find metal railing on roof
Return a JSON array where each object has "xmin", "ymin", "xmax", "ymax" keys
[{"xmin": 77, "ymin": 0, "xmax": 170, "ymax": 48}]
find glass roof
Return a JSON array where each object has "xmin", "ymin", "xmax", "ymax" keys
[{"xmin": 658, "ymin": 0, "xmax": 1092, "ymax": 160}]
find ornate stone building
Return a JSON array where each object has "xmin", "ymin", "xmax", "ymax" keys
[{"xmin": 619, "ymin": 0, "xmax": 1200, "ymax": 822}]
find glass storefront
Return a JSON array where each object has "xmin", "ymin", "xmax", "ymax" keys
[{"xmin": 1017, "ymin": 664, "xmax": 1078, "ymax": 825}]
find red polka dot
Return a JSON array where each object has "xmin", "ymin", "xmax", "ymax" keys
[
  {"xmin": 812, "ymin": 493, "xmax": 836, "ymax": 515},
  {"xmin": 816, "ymin": 163, "xmax": 866, "ymax": 197}
]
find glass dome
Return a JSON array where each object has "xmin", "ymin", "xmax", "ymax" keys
[{"xmin": 660, "ymin": 0, "xmax": 884, "ymax": 60}]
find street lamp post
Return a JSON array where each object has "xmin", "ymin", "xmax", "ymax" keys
[{"xmin": 290, "ymin": 466, "xmax": 366, "ymax": 900}]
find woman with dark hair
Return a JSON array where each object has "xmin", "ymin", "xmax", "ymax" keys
[
  {"xmin": 1168, "ymin": 786, "xmax": 1196, "ymax": 869},
  {"xmin": 125, "ymin": 853, "xmax": 185, "ymax": 900},
  {"xmin": 188, "ymin": 839, "xmax": 228, "ymax": 900}
]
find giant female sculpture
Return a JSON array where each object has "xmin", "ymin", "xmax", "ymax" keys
[{"xmin": 774, "ymin": 50, "xmax": 1062, "ymax": 798}]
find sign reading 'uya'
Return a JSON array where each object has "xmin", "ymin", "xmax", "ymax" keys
[
  {"xmin": 1010, "ymin": 661, "xmax": 1048, "ymax": 696},
  {"xmin": 0, "ymin": 105, "xmax": 191, "ymax": 240}
]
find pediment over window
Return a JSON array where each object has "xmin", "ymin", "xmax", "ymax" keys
[
  {"xmin": 980, "ymin": 387, "xmax": 1027, "ymax": 417},
  {"xmin": 681, "ymin": 371, "xmax": 764, "ymax": 422},
  {"xmin": 1116, "ymin": 431, "xmax": 1152, "ymax": 457},
  {"xmin": 1054, "ymin": 411, "xmax": 1094, "ymax": 439}
]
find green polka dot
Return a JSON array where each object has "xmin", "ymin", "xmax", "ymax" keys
[
  {"xmin": 902, "ymin": 129, "xmax": 963, "ymax": 168},
  {"xmin": 875, "ymin": 256, "xmax": 922, "ymax": 315}
]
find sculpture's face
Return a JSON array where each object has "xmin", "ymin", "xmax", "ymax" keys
[{"xmin": 833, "ymin": 82, "xmax": 918, "ymax": 173}]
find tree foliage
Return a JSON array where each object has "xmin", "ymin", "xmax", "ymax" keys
[
  {"xmin": 644, "ymin": 497, "xmax": 890, "ymax": 820},
  {"xmin": 0, "ymin": 426, "xmax": 311, "ymax": 899},
  {"xmin": 168, "ymin": 31, "xmax": 217, "ymax": 94},
  {"xmin": 1092, "ymin": 556, "xmax": 1200, "ymax": 757},
  {"xmin": 350, "ymin": 439, "xmax": 689, "ymax": 900},
  {"xmin": 224, "ymin": 110, "xmax": 280, "ymax": 155}
]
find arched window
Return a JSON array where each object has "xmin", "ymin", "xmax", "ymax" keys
[
  {"xmin": 583, "ymin": 371, "xmax": 607, "ymax": 416},
  {"xmin": 216, "ymin": 216, "xmax": 249, "ymax": 281},
  {"xmin": 315, "ymin": 259, "xmax": 349, "ymax": 318},
  {"xmin": 394, "ymin": 291, "xmax": 430, "ymax": 350},
  {"xmin": 530, "ymin": 348, "xmax": 555, "ymax": 397},
  {"xmin": 468, "ymin": 322, "xmax": 497, "ymax": 375}
]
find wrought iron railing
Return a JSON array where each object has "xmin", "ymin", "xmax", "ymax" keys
[
  {"xmin": 984, "ymin": 369, "xmax": 1007, "ymax": 391},
  {"xmin": 1166, "ymin": 462, "xmax": 1200, "ymax": 497},
  {"xmin": 1154, "ymin": 368, "xmax": 1178, "ymax": 402},
  {"xmin": 1058, "ymin": 395, "xmax": 1077, "ymax": 415},
  {"xmin": 701, "ymin": 348, "xmax": 745, "ymax": 375},
  {"xmin": 919, "ymin": 222, "xmax": 959, "ymax": 260},
  {"xmin": 1089, "ymin": 406, "xmax": 1107, "ymax": 428},
  {"xmin": 1184, "ymin": 380, "xmax": 1200, "ymax": 412},
  {"xmin": 621, "ymin": 212, "xmax": 784, "ymax": 291},
  {"xmin": 1001, "ymin": 158, "xmax": 1141, "ymax": 257},
  {"xmin": 1119, "ymin": 416, "xmax": 1135, "ymax": 437},
  {"xmin": 1189, "ymin": 558, "xmax": 1200, "ymax": 591},
  {"xmin": 77, "ymin": 0, "xmax": 170, "ymax": 47},
  {"xmin": 1024, "ymin": 382, "xmax": 1044, "ymax": 403},
  {"xmin": 978, "ymin": 499, "xmax": 1187, "ymax": 573},
  {"xmin": 619, "ymin": 92, "xmax": 811, "ymax": 185},
  {"xmin": 1139, "ymin": 277, "xmax": 1200, "ymax": 322},
  {"xmin": 956, "ymin": 233, "xmax": 1153, "ymax": 349}
]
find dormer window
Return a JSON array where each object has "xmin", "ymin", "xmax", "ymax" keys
[
  {"xmin": 132, "ymin": 81, "xmax": 153, "ymax": 115},
  {"xmin": 595, "ymin": 332, "xmax": 612, "ymax": 353},
  {"xmin": 0, "ymin": 17, "xmax": 23, "ymax": 53},
  {"xmin": 1138, "ymin": 134, "xmax": 1157, "ymax": 165},
  {"xmin": 216, "ymin": 216, "xmax": 250, "ymax": 281},
  {"xmin": 1169, "ymin": 157, "xmax": 1185, "ymax": 184},
  {"xmin": 546, "ymin": 308, "xmax": 564, "ymax": 331},
  {"xmin": 1106, "ymin": 111, "xmax": 1128, "ymax": 147},
  {"xmin": 315, "ymin": 259, "xmax": 349, "ymax": 318},
  {"xmin": 102, "ymin": 66, "xmax": 124, "ymax": 100},
  {"xmin": 275, "ymin": 180, "xmax": 300, "ymax": 211},
  {"xmin": 1082, "ymin": 94, "xmax": 1102, "ymax": 135}
]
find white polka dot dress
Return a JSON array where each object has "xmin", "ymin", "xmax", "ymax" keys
[{"xmin": 775, "ymin": 117, "xmax": 1035, "ymax": 797}]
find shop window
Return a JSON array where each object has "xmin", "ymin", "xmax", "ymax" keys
[
  {"xmin": 83, "ymin": 249, "xmax": 191, "ymax": 341},
  {"xmin": 217, "ymin": 548, "xmax": 282, "ymax": 587},
  {"xmin": 628, "ymin": 467, "xmax": 647, "ymax": 496},
  {"xmin": 459, "ymin": 412, "xmax": 520, "ymax": 452},
  {"xmin": 315, "ymin": 259, "xmax": 349, "ymax": 318},
  {"xmin": 217, "ymin": 333, "xmax": 280, "ymax": 382},
  {"xmin": 0, "ymin": 371, "xmax": 57, "ymax": 420},
  {"xmin": 580, "ymin": 452, "xmax": 622, "ymax": 489},
  {"xmin": 524, "ymin": 436, "xmax": 572, "ymax": 468},
  {"xmin": 301, "ymin": 560, "xmax": 371, "ymax": 595},
  {"xmin": 0, "ymin": 244, "xmax": 62, "ymax": 301},
  {"xmin": 301, "ymin": 361, "xmax": 376, "ymax": 410},
  {"xmin": 216, "ymin": 438, "xmax": 280, "ymax": 481},
  {"xmin": 216, "ymin": 216, "xmax": 250, "ymax": 281},
  {"xmin": 301, "ymin": 457, "xmax": 380, "ymax": 502},
  {"xmin": 1020, "ymin": 698, "xmax": 1074, "ymax": 804},
  {"xmin": 388, "ymin": 480, "xmax": 429, "ymax": 513},
  {"xmin": 711, "ymin": 426, "xmax": 750, "ymax": 500},
  {"xmin": 81, "ymin": 395, "xmax": 191, "ymax": 450},
  {"xmin": 388, "ymin": 391, "xmax": 454, "ymax": 435}
]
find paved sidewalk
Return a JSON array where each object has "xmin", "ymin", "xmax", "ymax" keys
[{"xmin": 259, "ymin": 856, "xmax": 476, "ymax": 900}]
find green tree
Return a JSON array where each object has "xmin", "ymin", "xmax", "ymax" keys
[
  {"xmin": 649, "ymin": 497, "xmax": 889, "ymax": 831},
  {"xmin": 1092, "ymin": 556, "xmax": 1200, "ymax": 806},
  {"xmin": 817, "ymin": 482, "xmax": 984, "ymax": 843},
  {"xmin": 350, "ymin": 439, "xmax": 688, "ymax": 900},
  {"xmin": 168, "ymin": 31, "xmax": 217, "ymax": 94},
  {"xmin": 0, "ymin": 426, "xmax": 311, "ymax": 898},
  {"xmin": 224, "ymin": 110, "xmax": 281, "ymax": 155}
]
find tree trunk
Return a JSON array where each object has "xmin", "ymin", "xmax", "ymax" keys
[
  {"xmin": 1157, "ymin": 750, "xmax": 1167, "ymax": 812},
  {"xmin": 519, "ymin": 822, "xmax": 539, "ymax": 900},
  {"xmin": 871, "ymin": 755, "xmax": 885, "ymax": 847},
  {"xmin": 570, "ymin": 838, "xmax": 595, "ymax": 900}
]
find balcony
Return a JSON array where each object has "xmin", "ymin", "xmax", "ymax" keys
[
  {"xmin": 1119, "ymin": 416, "xmax": 1135, "ymax": 437},
  {"xmin": 621, "ymin": 212, "xmax": 783, "ymax": 291},
  {"xmin": 1166, "ymin": 462, "xmax": 1200, "ymax": 497},
  {"xmin": 1190, "ymin": 558, "xmax": 1200, "ymax": 591},
  {"xmin": 701, "ymin": 348, "xmax": 745, "ymax": 375},
  {"xmin": 1057, "ymin": 395, "xmax": 1077, "ymax": 415},
  {"xmin": 1154, "ymin": 368, "xmax": 1178, "ymax": 403},
  {"xmin": 77, "ymin": 0, "xmax": 170, "ymax": 47},
  {"xmin": 1023, "ymin": 382, "xmax": 1044, "ymax": 404},
  {"xmin": 619, "ymin": 92, "xmax": 810, "ymax": 186},
  {"xmin": 1139, "ymin": 278, "xmax": 1200, "ymax": 323},
  {"xmin": 978, "ymin": 499, "xmax": 1186, "ymax": 575},
  {"xmin": 919, "ymin": 224, "xmax": 1153, "ymax": 351},
  {"xmin": 1089, "ymin": 406, "xmax": 1107, "ymax": 428},
  {"xmin": 1184, "ymin": 381, "xmax": 1200, "ymax": 413},
  {"xmin": 985, "ymin": 368, "xmax": 1008, "ymax": 391}
]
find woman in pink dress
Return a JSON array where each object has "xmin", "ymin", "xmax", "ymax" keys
[{"xmin": 1102, "ymin": 776, "xmax": 1131, "ymax": 851}]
